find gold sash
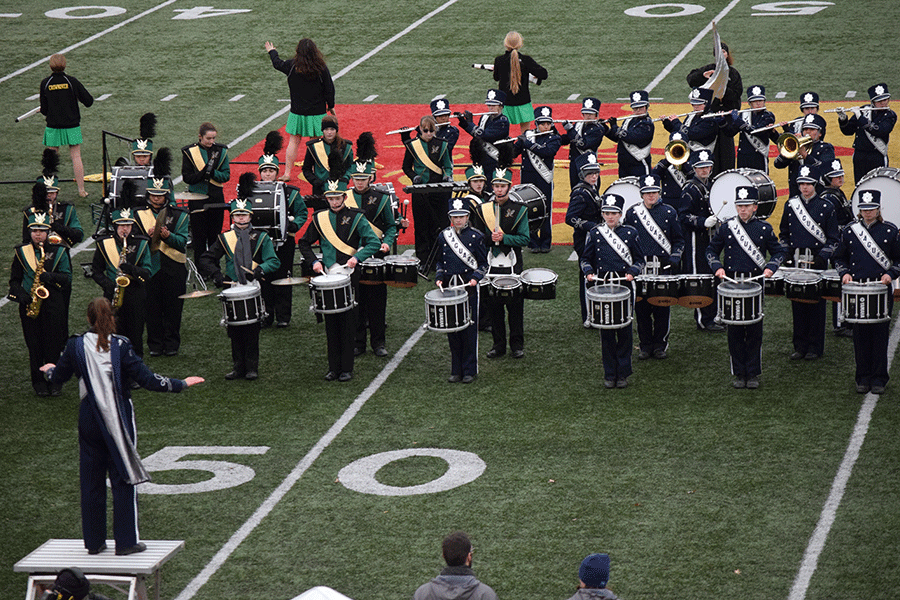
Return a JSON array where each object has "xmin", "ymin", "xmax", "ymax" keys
[
  {"xmin": 221, "ymin": 230, "xmax": 259, "ymax": 270},
  {"xmin": 21, "ymin": 244, "xmax": 38, "ymax": 271},
  {"xmin": 311, "ymin": 140, "xmax": 329, "ymax": 170},
  {"xmin": 187, "ymin": 145, "xmax": 223, "ymax": 187},
  {"xmin": 101, "ymin": 237, "xmax": 121, "ymax": 268},
  {"xmin": 477, "ymin": 202, "xmax": 498, "ymax": 232},
  {"xmin": 409, "ymin": 138, "xmax": 443, "ymax": 175},
  {"xmin": 315, "ymin": 212, "xmax": 357, "ymax": 256}
]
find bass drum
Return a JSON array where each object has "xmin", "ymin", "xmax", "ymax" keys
[
  {"xmin": 710, "ymin": 169, "xmax": 777, "ymax": 220},
  {"xmin": 603, "ymin": 176, "xmax": 642, "ymax": 215},
  {"xmin": 509, "ymin": 183, "xmax": 547, "ymax": 233},
  {"xmin": 852, "ymin": 167, "xmax": 900, "ymax": 226},
  {"xmin": 243, "ymin": 181, "xmax": 287, "ymax": 243},
  {"xmin": 109, "ymin": 166, "xmax": 150, "ymax": 208}
]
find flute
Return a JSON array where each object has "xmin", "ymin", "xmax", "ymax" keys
[
  {"xmin": 701, "ymin": 107, "xmax": 765, "ymax": 119},
  {"xmin": 650, "ymin": 110, "xmax": 703, "ymax": 123}
]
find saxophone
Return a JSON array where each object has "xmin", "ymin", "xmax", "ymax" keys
[
  {"xmin": 112, "ymin": 246, "xmax": 131, "ymax": 309},
  {"xmin": 26, "ymin": 244, "xmax": 50, "ymax": 319}
]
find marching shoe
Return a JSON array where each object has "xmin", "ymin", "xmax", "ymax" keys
[
  {"xmin": 116, "ymin": 542, "xmax": 146, "ymax": 556},
  {"xmin": 790, "ymin": 351, "xmax": 805, "ymax": 360},
  {"xmin": 871, "ymin": 385, "xmax": 886, "ymax": 395},
  {"xmin": 447, "ymin": 375, "xmax": 462, "ymax": 383},
  {"xmin": 733, "ymin": 378, "xmax": 746, "ymax": 389},
  {"xmin": 638, "ymin": 350, "xmax": 652, "ymax": 360},
  {"xmin": 276, "ymin": 321, "xmax": 290, "ymax": 328},
  {"xmin": 704, "ymin": 323, "xmax": 725, "ymax": 332},
  {"xmin": 353, "ymin": 347, "xmax": 366, "ymax": 357},
  {"xmin": 603, "ymin": 379, "xmax": 616, "ymax": 389},
  {"xmin": 653, "ymin": 349, "xmax": 668, "ymax": 359},
  {"xmin": 88, "ymin": 543, "xmax": 107, "ymax": 555},
  {"xmin": 511, "ymin": 349, "xmax": 525, "ymax": 359},
  {"xmin": 804, "ymin": 352, "xmax": 820, "ymax": 360},
  {"xmin": 855, "ymin": 383, "xmax": 870, "ymax": 394},
  {"xmin": 745, "ymin": 377, "xmax": 760, "ymax": 389},
  {"xmin": 486, "ymin": 348, "xmax": 505, "ymax": 358},
  {"xmin": 324, "ymin": 371, "xmax": 338, "ymax": 381},
  {"xmin": 461, "ymin": 375, "xmax": 476, "ymax": 384},
  {"xmin": 244, "ymin": 371, "xmax": 258, "ymax": 381},
  {"xmin": 616, "ymin": 378, "xmax": 628, "ymax": 388},
  {"xmin": 374, "ymin": 347, "xmax": 389, "ymax": 357},
  {"xmin": 338, "ymin": 372, "xmax": 353, "ymax": 382},
  {"xmin": 225, "ymin": 371, "xmax": 243, "ymax": 380}
]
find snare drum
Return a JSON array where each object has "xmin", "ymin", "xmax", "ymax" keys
[
  {"xmin": 842, "ymin": 282, "xmax": 891, "ymax": 323},
  {"xmin": 586, "ymin": 284, "xmax": 632, "ymax": 329},
  {"xmin": 359, "ymin": 257, "xmax": 386, "ymax": 285},
  {"xmin": 509, "ymin": 183, "xmax": 548, "ymax": 232},
  {"xmin": 764, "ymin": 270, "xmax": 785, "ymax": 296},
  {"xmin": 220, "ymin": 283, "xmax": 264, "ymax": 325},
  {"xmin": 710, "ymin": 169, "xmax": 777, "ymax": 220},
  {"xmin": 784, "ymin": 270, "xmax": 823, "ymax": 304},
  {"xmin": 603, "ymin": 177, "xmax": 642, "ymax": 215},
  {"xmin": 490, "ymin": 276, "xmax": 523, "ymax": 303},
  {"xmin": 243, "ymin": 181, "xmax": 287, "ymax": 243},
  {"xmin": 309, "ymin": 274, "xmax": 355, "ymax": 314},
  {"xmin": 717, "ymin": 281, "xmax": 763, "ymax": 325},
  {"xmin": 385, "ymin": 255, "xmax": 420, "ymax": 288},
  {"xmin": 821, "ymin": 269, "xmax": 842, "ymax": 302},
  {"xmin": 678, "ymin": 274, "xmax": 716, "ymax": 308},
  {"xmin": 424, "ymin": 288, "xmax": 471, "ymax": 332},
  {"xmin": 520, "ymin": 268, "xmax": 557, "ymax": 300},
  {"xmin": 636, "ymin": 275, "xmax": 680, "ymax": 307}
]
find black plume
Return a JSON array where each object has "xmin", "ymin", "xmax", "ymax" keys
[
  {"xmin": 238, "ymin": 172, "xmax": 256, "ymax": 200},
  {"xmin": 328, "ymin": 149, "xmax": 348, "ymax": 181},
  {"xmin": 153, "ymin": 147, "xmax": 172, "ymax": 178},
  {"xmin": 32, "ymin": 182, "xmax": 50, "ymax": 212},
  {"xmin": 41, "ymin": 148, "xmax": 59, "ymax": 177},
  {"xmin": 263, "ymin": 130, "xmax": 283, "ymax": 156},
  {"xmin": 355, "ymin": 132, "xmax": 377, "ymax": 162},
  {"xmin": 139, "ymin": 113, "xmax": 157, "ymax": 140},
  {"xmin": 469, "ymin": 138, "xmax": 488, "ymax": 168},
  {"xmin": 120, "ymin": 179, "xmax": 137, "ymax": 210},
  {"xmin": 497, "ymin": 141, "xmax": 516, "ymax": 170}
]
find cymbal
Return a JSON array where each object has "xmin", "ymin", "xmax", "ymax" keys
[
  {"xmin": 272, "ymin": 276, "xmax": 309, "ymax": 286},
  {"xmin": 178, "ymin": 289, "xmax": 217, "ymax": 299}
]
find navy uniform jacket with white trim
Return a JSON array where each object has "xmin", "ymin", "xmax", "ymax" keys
[
  {"xmin": 435, "ymin": 226, "xmax": 489, "ymax": 285},
  {"xmin": 460, "ymin": 113, "xmax": 510, "ymax": 145},
  {"xmin": 561, "ymin": 120, "xmax": 608, "ymax": 162},
  {"xmin": 774, "ymin": 140, "xmax": 835, "ymax": 190},
  {"xmin": 723, "ymin": 109, "xmax": 778, "ymax": 163},
  {"xmin": 778, "ymin": 192, "xmax": 839, "ymax": 261},
  {"xmin": 706, "ymin": 216, "xmax": 786, "ymax": 276},
  {"xmin": 651, "ymin": 158, "xmax": 694, "ymax": 213},
  {"xmin": 679, "ymin": 177, "xmax": 714, "ymax": 233},
  {"xmin": 833, "ymin": 219, "xmax": 900, "ymax": 282},
  {"xmin": 624, "ymin": 201, "xmax": 685, "ymax": 264},
  {"xmin": 580, "ymin": 223, "xmax": 646, "ymax": 278},
  {"xmin": 605, "ymin": 114, "xmax": 655, "ymax": 173},
  {"xmin": 838, "ymin": 108, "xmax": 897, "ymax": 155},
  {"xmin": 565, "ymin": 182, "xmax": 602, "ymax": 256},
  {"xmin": 664, "ymin": 112, "xmax": 721, "ymax": 150},
  {"xmin": 820, "ymin": 187, "xmax": 854, "ymax": 228},
  {"xmin": 514, "ymin": 128, "xmax": 562, "ymax": 182},
  {"xmin": 435, "ymin": 123, "xmax": 460, "ymax": 153}
]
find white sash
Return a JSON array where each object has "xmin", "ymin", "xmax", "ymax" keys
[
  {"xmin": 684, "ymin": 114, "xmax": 717, "ymax": 153},
  {"xmin": 525, "ymin": 147, "xmax": 553, "ymax": 183},
  {"xmin": 634, "ymin": 204, "xmax": 672, "ymax": 255},
  {"xmin": 620, "ymin": 116, "xmax": 652, "ymax": 161},
  {"xmin": 667, "ymin": 163, "xmax": 688, "ymax": 188},
  {"xmin": 742, "ymin": 112, "xmax": 769, "ymax": 155},
  {"xmin": 477, "ymin": 115, "xmax": 499, "ymax": 160},
  {"xmin": 850, "ymin": 222, "xmax": 892, "ymax": 270},
  {"xmin": 598, "ymin": 224, "xmax": 633, "ymax": 265},
  {"xmin": 443, "ymin": 228, "xmax": 478, "ymax": 270},
  {"xmin": 727, "ymin": 218, "xmax": 766, "ymax": 269},
  {"xmin": 864, "ymin": 129, "xmax": 889, "ymax": 156},
  {"xmin": 787, "ymin": 197, "xmax": 827, "ymax": 244}
]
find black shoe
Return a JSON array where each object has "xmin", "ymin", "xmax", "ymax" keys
[
  {"xmin": 511, "ymin": 349, "xmax": 525, "ymax": 359},
  {"xmin": 486, "ymin": 349, "xmax": 505, "ymax": 358},
  {"xmin": 746, "ymin": 377, "xmax": 760, "ymax": 389},
  {"xmin": 49, "ymin": 384, "xmax": 62, "ymax": 397},
  {"xmin": 149, "ymin": 350, "xmax": 163, "ymax": 357},
  {"xmin": 856, "ymin": 383, "xmax": 870, "ymax": 394},
  {"xmin": 324, "ymin": 371, "xmax": 338, "ymax": 381},
  {"xmin": 88, "ymin": 543, "xmax": 107, "ymax": 555},
  {"xmin": 461, "ymin": 375, "xmax": 476, "ymax": 384},
  {"xmin": 338, "ymin": 372, "xmax": 353, "ymax": 382},
  {"xmin": 353, "ymin": 347, "xmax": 366, "ymax": 357},
  {"xmin": 529, "ymin": 247, "xmax": 540, "ymax": 254},
  {"xmin": 374, "ymin": 347, "xmax": 388, "ymax": 357},
  {"xmin": 34, "ymin": 386, "xmax": 50, "ymax": 397},
  {"xmin": 116, "ymin": 542, "xmax": 146, "ymax": 556},
  {"xmin": 704, "ymin": 323, "xmax": 725, "ymax": 332},
  {"xmin": 616, "ymin": 378, "xmax": 629, "ymax": 388},
  {"xmin": 871, "ymin": 385, "xmax": 886, "ymax": 394},
  {"xmin": 540, "ymin": 247, "xmax": 551, "ymax": 253},
  {"xmin": 804, "ymin": 352, "xmax": 820, "ymax": 360},
  {"xmin": 733, "ymin": 378, "xmax": 746, "ymax": 389},
  {"xmin": 164, "ymin": 350, "xmax": 178, "ymax": 356},
  {"xmin": 653, "ymin": 349, "xmax": 668, "ymax": 359},
  {"xmin": 834, "ymin": 327, "xmax": 853, "ymax": 338},
  {"xmin": 129, "ymin": 381, "xmax": 141, "ymax": 390},
  {"xmin": 260, "ymin": 320, "xmax": 273, "ymax": 329},
  {"xmin": 638, "ymin": 350, "xmax": 652, "ymax": 360},
  {"xmin": 225, "ymin": 371, "xmax": 243, "ymax": 380},
  {"xmin": 244, "ymin": 371, "xmax": 258, "ymax": 380},
  {"xmin": 603, "ymin": 379, "xmax": 616, "ymax": 389},
  {"xmin": 790, "ymin": 351, "xmax": 805, "ymax": 360},
  {"xmin": 447, "ymin": 375, "xmax": 462, "ymax": 383},
  {"xmin": 276, "ymin": 321, "xmax": 289, "ymax": 328}
]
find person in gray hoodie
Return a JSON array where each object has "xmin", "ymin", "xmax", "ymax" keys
[
  {"xmin": 413, "ymin": 531, "xmax": 498, "ymax": 600},
  {"xmin": 566, "ymin": 553, "xmax": 619, "ymax": 600}
]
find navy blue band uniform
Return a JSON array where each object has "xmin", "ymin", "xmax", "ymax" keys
[
  {"xmin": 837, "ymin": 83, "xmax": 896, "ymax": 184},
  {"xmin": 605, "ymin": 111, "xmax": 655, "ymax": 178},
  {"xmin": 565, "ymin": 155, "xmax": 603, "ymax": 323},
  {"xmin": 561, "ymin": 97, "xmax": 608, "ymax": 187},
  {"xmin": 679, "ymin": 154, "xmax": 718, "ymax": 329},
  {"xmin": 514, "ymin": 106, "xmax": 562, "ymax": 251}
]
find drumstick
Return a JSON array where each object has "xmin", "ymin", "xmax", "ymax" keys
[{"xmin": 722, "ymin": 275, "xmax": 739, "ymax": 284}]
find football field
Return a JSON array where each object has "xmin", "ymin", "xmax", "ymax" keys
[{"xmin": 2, "ymin": 2, "xmax": 900, "ymax": 599}]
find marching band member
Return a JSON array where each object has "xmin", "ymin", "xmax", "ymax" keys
[
  {"xmin": 181, "ymin": 122, "xmax": 230, "ymax": 264},
  {"xmin": 403, "ymin": 115, "xmax": 454, "ymax": 267},
  {"xmin": 624, "ymin": 174, "xmax": 684, "ymax": 360},
  {"xmin": 651, "ymin": 132, "xmax": 694, "ymax": 214},
  {"xmin": 561, "ymin": 97, "xmax": 608, "ymax": 188},
  {"xmin": 707, "ymin": 186, "xmax": 786, "ymax": 389},
  {"xmin": 431, "ymin": 98, "xmax": 460, "ymax": 152},
  {"xmin": 298, "ymin": 181, "xmax": 381, "ymax": 382},
  {"xmin": 730, "ymin": 85, "xmax": 777, "ymax": 172},
  {"xmin": 832, "ymin": 190, "xmax": 900, "ymax": 394},
  {"xmin": 581, "ymin": 193, "xmax": 645, "ymax": 388},
  {"xmin": 493, "ymin": 31, "xmax": 548, "ymax": 134},
  {"xmin": 605, "ymin": 91, "xmax": 655, "ymax": 178},
  {"xmin": 457, "ymin": 89, "xmax": 510, "ymax": 177},
  {"xmin": 663, "ymin": 88, "xmax": 725, "ymax": 173},
  {"xmin": 257, "ymin": 131, "xmax": 308, "ymax": 328},
  {"xmin": 471, "ymin": 168, "xmax": 530, "ymax": 358},
  {"xmin": 302, "ymin": 114, "xmax": 352, "ymax": 203},
  {"xmin": 687, "ymin": 41, "xmax": 743, "ymax": 172},
  {"xmin": 199, "ymin": 178, "xmax": 280, "ymax": 381},
  {"xmin": 464, "ymin": 161, "xmax": 491, "ymax": 207},
  {"xmin": 22, "ymin": 150, "xmax": 84, "ymax": 249},
  {"xmin": 133, "ymin": 149, "xmax": 190, "ymax": 356},
  {"xmin": 820, "ymin": 159, "xmax": 854, "ymax": 337},
  {"xmin": 435, "ymin": 199, "xmax": 489, "ymax": 384},
  {"xmin": 91, "ymin": 187, "xmax": 152, "ymax": 361},
  {"xmin": 350, "ymin": 134, "xmax": 399, "ymax": 357},
  {"xmin": 788, "ymin": 92, "xmax": 822, "ymax": 136},
  {"xmin": 774, "ymin": 113, "xmax": 834, "ymax": 198},
  {"xmin": 514, "ymin": 106, "xmax": 561, "ymax": 252},
  {"xmin": 837, "ymin": 83, "xmax": 896, "ymax": 184},
  {"xmin": 679, "ymin": 150, "xmax": 723, "ymax": 331},
  {"xmin": 566, "ymin": 153, "xmax": 603, "ymax": 326},
  {"xmin": 130, "ymin": 113, "xmax": 156, "ymax": 167},
  {"xmin": 779, "ymin": 166, "xmax": 839, "ymax": 360},
  {"xmin": 8, "ymin": 209, "xmax": 72, "ymax": 397}
]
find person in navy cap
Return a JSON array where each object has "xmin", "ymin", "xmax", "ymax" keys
[
  {"xmin": 457, "ymin": 89, "xmax": 511, "ymax": 177},
  {"xmin": 779, "ymin": 164, "xmax": 839, "ymax": 360},
  {"xmin": 707, "ymin": 185, "xmax": 786, "ymax": 389},
  {"xmin": 789, "ymin": 91, "xmax": 822, "ymax": 136},
  {"xmin": 728, "ymin": 85, "xmax": 777, "ymax": 172},
  {"xmin": 837, "ymin": 83, "xmax": 896, "ymax": 184},
  {"xmin": 561, "ymin": 97, "xmax": 609, "ymax": 187},
  {"xmin": 567, "ymin": 553, "xmax": 619, "ymax": 600},
  {"xmin": 566, "ymin": 153, "xmax": 603, "ymax": 326},
  {"xmin": 605, "ymin": 90, "xmax": 655, "ymax": 178},
  {"xmin": 775, "ymin": 113, "xmax": 835, "ymax": 198},
  {"xmin": 680, "ymin": 149, "xmax": 723, "ymax": 331},
  {"xmin": 435, "ymin": 199, "xmax": 488, "ymax": 383},
  {"xmin": 820, "ymin": 159, "xmax": 854, "ymax": 336},
  {"xmin": 515, "ymin": 105, "xmax": 561, "ymax": 253},
  {"xmin": 625, "ymin": 173, "xmax": 684, "ymax": 360},
  {"xmin": 832, "ymin": 189, "xmax": 900, "ymax": 394},
  {"xmin": 581, "ymin": 193, "xmax": 645, "ymax": 388},
  {"xmin": 651, "ymin": 132, "xmax": 694, "ymax": 215},
  {"xmin": 663, "ymin": 88, "xmax": 726, "ymax": 174},
  {"xmin": 430, "ymin": 97, "xmax": 460, "ymax": 152}
]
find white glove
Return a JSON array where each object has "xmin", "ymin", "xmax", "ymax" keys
[
  {"xmin": 851, "ymin": 107, "xmax": 861, "ymax": 119},
  {"xmin": 704, "ymin": 215, "xmax": 718, "ymax": 228},
  {"xmin": 525, "ymin": 130, "xmax": 535, "ymax": 141}
]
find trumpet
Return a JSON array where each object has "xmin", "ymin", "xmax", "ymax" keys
[
  {"xmin": 664, "ymin": 139, "xmax": 690, "ymax": 166},
  {"xmin": 776, "ymin": 133, "xmax": 813, "ymax": 160},
  {"xmin": 701, "ymin": 107, "xmax": 765, "ymax": 119},
  {"xmin": 26, "ymin": 244, "xmax": 49, "ymax": 319},
  {"xmin": 651, "ymin": 110, "xmax": 703, "ymax": 123}
]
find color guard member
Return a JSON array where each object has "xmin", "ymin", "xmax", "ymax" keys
[
  {"xmin": 707, "ymin": 186, "xmax": 786, "ymax": 389},
  {"xmin": 514, "ymin": 105, "xmax": 561, "ymax": 252},
  {"xmin": 561, "ymin": 97, "xmax": 608, "ymax": 187},
  {"xmin": 837, "ymin": 83, "xmax": 896, "ymax": 184},
  {"xmin": 581, "ymin": 193, "xmax": 645, "ymax": 388},
  {"xmin": 565, "ymin": 153, "xmax": 603, "ymax": 326},
  {"xmin": 605, "ymin": 91, "xmax": 655, "ymax": 178},
  {"xmin": 181, "ymin": 122, "xmax": 230, "ymax": 264}
]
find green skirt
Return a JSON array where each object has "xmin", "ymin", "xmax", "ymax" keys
[
  {"xmin": 43, "ymin": 126, "xmax": 83, "ymax": 147},
  {"xmin": 287, "ymin": 112, "xmax": 325, "ymax": 137},
  {"xmin": 503, "ymin": 103, "xmax": 534, "ymax": 125}
]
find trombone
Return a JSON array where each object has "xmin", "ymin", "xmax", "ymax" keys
[{"xmin": 776, "ymin": 132, "xmax": 813, "ymax": 160}]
